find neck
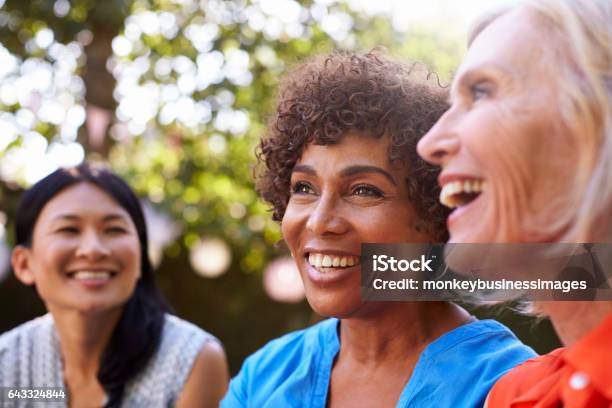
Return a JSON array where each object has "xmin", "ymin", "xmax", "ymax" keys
[
  {"xmin": 540, "ymin": 301, "xmax": 612, "ymax": 346},
  {"xmin": 338, "ymin": 302, "xmax": 472, "ymax": 364},
  {"xmin": 49, "ymin": 306, "xmax": 123, "ymax": 382}
]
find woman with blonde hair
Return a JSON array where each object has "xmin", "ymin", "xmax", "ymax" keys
[{"xmin": 417, "ymin": 0, "xmax": 611, "ymax": 406}]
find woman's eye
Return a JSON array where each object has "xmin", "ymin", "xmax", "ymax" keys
[
  {"xmin": 106, "ymin": 227, "xmax": 127, "ymax": 234},
  {"xmin": 352, "ymin": 185, "xmax": 384, "ymax": 197},
  {"xmin": 57, "ymin": 226, "xmax": 79, "ymax": 234},
  {"xmin": 291, "ymin": 181, "xmax": 315, "ymax": 195},
  {"xmin": 470, "ymin": 82, "xmax": 492, "ymax": 101}
]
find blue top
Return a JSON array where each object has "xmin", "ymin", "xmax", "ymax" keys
[{"xmin": 222, "ymin": 318, "xmax": 536, "ymax": 408}]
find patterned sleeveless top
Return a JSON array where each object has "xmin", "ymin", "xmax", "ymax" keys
[{"xmin": 0, "ymin": 314, "xmax": 217, "ymax": 407}]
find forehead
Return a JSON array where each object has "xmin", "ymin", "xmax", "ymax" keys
[
  {"xmin": 298, "ymin": 132, "xmax": 392, "ymax": 166},
  {"xmin": 457, "ymin": 9, "xmax": 548, "ymax": 81},
  {"xmin": 37, "ymin": 182, "xmax": 131, "ymax": 222}
]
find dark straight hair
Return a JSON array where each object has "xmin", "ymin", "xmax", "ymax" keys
[{"xmin": 15, "ymin": 162, "xmax": 170, "ymax": 407}]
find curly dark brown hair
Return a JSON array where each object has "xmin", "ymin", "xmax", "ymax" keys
[{"xmin": 256, "ymin": 50, "xmax": 451, "ymax": 241}]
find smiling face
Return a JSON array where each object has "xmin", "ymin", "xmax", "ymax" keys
[
  {"xmin": 282, "ymin": 132, "xmax": 432, "ymax": 318},
  {"xmin": 12, "ymin": 182, "xmax": 142, "ymax": 314},
  {"xmin": 417, "ymin": 9, "xmax": 580, "ymax": 243}
]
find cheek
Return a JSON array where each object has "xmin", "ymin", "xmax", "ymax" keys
[
  {"xmin": 466, "ymin": 102, "xmax": 538, "ymax": 187},
  {"xmin": 32, "ymin": 240, "xmax": 74, "ymax": 274},
  {"xmin": 352, "ymin": 205, "xmax": 415, "ymax": 242},
  {"xmin": 27, "ymin": 243, "xmax": 72, "ymax": 300},
  {"xmin": 468, "ymin": 105, "xmax": 531, "ymax": 169},
  {"xmin": 467, "ymin": 103, "xmax": 572, "ymax": 241},
  {"xmin": 483, "ymin": 99, "xmax": 562, "ymax": 175},
  {"xmin": 281, "ymin": 205, "xmax": 302, "ymax": 249},
  {"xmin": 112, "ymin": 237, "xmax": 142, "ymax": 276}
]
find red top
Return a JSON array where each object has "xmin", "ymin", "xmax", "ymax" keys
[{"xmin": 488, "ymin": 313, "xmax": 612, "ymax": 408}]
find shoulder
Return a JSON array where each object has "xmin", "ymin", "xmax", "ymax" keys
[
  {"xmin": 0, "ymin": 315, "xmax": 53, "ymax": 349},
  {"xmin": 221, "ymin": 318, "xmax": 338, "ymax": 407},
  {"xmin": 500, "ymin": 347, "xmax": 566, "ymax": 379},
  {"xmin": 158, "ymin": 314, "xmax": 221, "ymax": 360},
  {"xmin": 409, "ymin": 319, "xmax": 538, "ymax": 407},
  {"xmin": 175, "ymin": 340, "xmax": 229, "ymax": 408},
  {"xmin": 438, "ymin": 319, "xmax": 537, "ymax": 374},
  {"xmin": 162, "ymin": 314, "xmax": 216, "ymax": 341},
  {"xmin": 240, "ymin": 318, "xmax": 336, "ymax": 374},
  {"xmin": 185, "ymin": 337, "xmax": 228, "ymax": 384},
  {"xmin": 192, "ymin": 340, "xmax": 228, "ymax": 375},
  {"xmin": 124, "ymin": 314, "xmax": 222, "ymax": 405},
  {"xmin": 439, "ymin": 319, "xmax": 537, "ymax": 358},
  {"xmin": 487, "ymin": 348, "xmax": 565, "ymax": 406},
  {"xmin": 0, "ymin": 315, "xmax": 56, "ymax": 386},
  {"xmin": 156, "ymin": 314, "xmax": 220, "ymax": 369}
]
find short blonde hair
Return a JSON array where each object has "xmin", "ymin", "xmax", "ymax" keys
[{"xmin": 468, "ymin": 0, "xmax": 612, "ymax": 242}]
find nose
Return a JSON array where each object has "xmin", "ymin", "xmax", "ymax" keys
[
  {"xmin": 306, "ymin": 193, "xmax": 349, "ymax": 236},
  {"xmin": 75, "ymin": 229, "xmax": 110, "ymax": 260},
  {"xmin": 417, "ymin": 109, "xmax": 460, "ymax": 166}
]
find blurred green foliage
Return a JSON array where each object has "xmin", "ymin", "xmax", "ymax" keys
[{"xmin": 0, "ymin": 0, "xmax": 560, "ymax": 373}]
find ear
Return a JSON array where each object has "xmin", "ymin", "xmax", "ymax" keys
[{"xmin": 11, "ymin": 246, "xmax": 36, "ymax": 286}]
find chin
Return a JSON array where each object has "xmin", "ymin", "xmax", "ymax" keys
[
  {"xmin": 449, "ymin": 214, "xmax": 511, "ymax": 243},
  {"xmin": 449, "ymin": 230, "xmax": 490, "ymax": 244},
  {"xmin": 75, "ymin": 302, "xmax": 120, "ymax": 315},
  {"xmin": 75, "ymin": 295, "xmax": 129, "ymax": 315},
  {"xmin": 305, "ymin": 292, "xmax": 361, "ymax": 319}
]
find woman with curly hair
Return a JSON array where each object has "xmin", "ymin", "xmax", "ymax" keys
[{"xmin": 221, "ymin": 51, "xmax": 535, "ymax": 408}]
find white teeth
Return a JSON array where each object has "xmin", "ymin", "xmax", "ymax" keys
[
  {"xmin": 307, "ymin": 253, "xmax": 359, "ymax": 271},
  {"xmin": 439, "ymin": 180, "xmax": 487, "ymax": 209},
  {"xmin": 72, "ymin": 271, "xmax": 112, "ymax": 280},
  {"xmin": 308, "ymin": 253, "xmax": 323, "ymax": 268},
  {"xmin": 322, "ymin": 255, "xmax": 332, "ymax": 267}
]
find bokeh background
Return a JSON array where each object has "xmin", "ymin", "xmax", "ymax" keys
[{"xmin": 0, "ymin": 0, "xmax": 560, "ymax": 374}]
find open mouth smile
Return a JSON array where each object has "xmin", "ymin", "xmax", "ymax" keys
[
  {"xmin": 306, "ymin": 253, "xmax": 360, "ymax": 273},
  {"xmin": 439, "ymin": 179, "xmax": 486, "ymax": 209},
  {"xmin": 66, "ymin": 270, "xmax": 117, "ymax": 280}
]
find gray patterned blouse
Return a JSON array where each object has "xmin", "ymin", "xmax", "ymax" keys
[{"xmin": 0, "ymin": 314, "xmax": 216, "ymax": 407}]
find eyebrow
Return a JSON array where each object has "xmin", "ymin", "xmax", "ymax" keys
[
  {"xmin": 292, "ymin": 164, "xmax": 397, "ymax": 186},
  {"xmin": 52, "ymin": 213, "xmax": 129, "ymax": 222},
  {"xmin": 102, "ymin": 214, "xmax": 130, "ymax": 223},
  {"xmin": 292, "ymin": 164, "xmax": 316, "ymax": 176}
]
